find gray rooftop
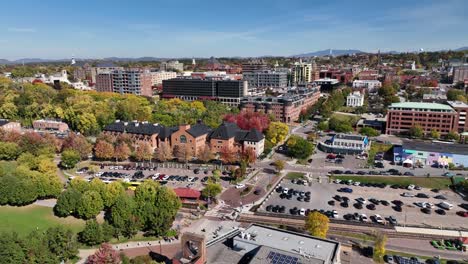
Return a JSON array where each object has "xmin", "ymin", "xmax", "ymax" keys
[
  {"xmin": 388, "ymin": 102, "xmax": 454, "ymax": 112},
  {"xmin": 402, "ymin": 139, "xmax": 468, "ymax": 156}
]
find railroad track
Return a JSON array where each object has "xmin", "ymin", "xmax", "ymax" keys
[{"xmin": 238, "ymin": 214, "xmax": 458, "ymax": 240}]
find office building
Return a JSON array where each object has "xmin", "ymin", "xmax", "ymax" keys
[
  {"xmin": 386, "ymin": 102, "xmax": 458, "ymax": 136},
  {"xmin": 447, "ymin": 101, "xmax": 468, "ymax": 133},
  {"xmin": 242, "ymin": 60, "xmax": 268, "ymax": 72},
  {"xmin": 240, "ymin": 88, "xmax": 320, "ymax": 123},
  {"xmin": 0, "ymin": 119, "xmax": 21, "ymax": 132},
  {"xmin": 111, "ymin": 69, "xmax": 153, "ymax": 97},
  {"xmin": 346, "ymin": 91, "xmax": 365, "ymax": 107},
  {"xmin": 292, "ymin": 61, "xmax": 312, "ymax": 84},
  {"xmin": 352, "ymin": 80, "xmax": 382, "ymax": 90},
  {"xmin": 33, "ymin": 119, "xmax": 69, "ymax": 132},
  {"xmin": 91, "ymin": 62, "xmax": 123, "ymax": 84},
  {"xmin": 242, "ymin": 70, "xmax": 287, "ymax": 88},
  {"xmin": 319, "ymin": 134, "xmax": 370, "ymax": 155},
  {"xmin": 149, "ymin": 71, "xmax": 177, "ymax": 85},
  {"xmin": 160, "ymin": 60, "xmax": 184, "ymax": 72},
  {"xmin": 314, "ymin": 78, "xmax": 340, "ymax": 92},
  {"xmin": 95, "ymin": 73, "xmax": 113, "ymax": 92},
  {"xmin": 453, "ymin": 65, "xmax": 468, "ymax": 84},
  {"xmin": 162, "ymin": 77, "xmax": 248, "ymax": 106}
]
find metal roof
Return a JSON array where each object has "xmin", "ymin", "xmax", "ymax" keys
[{"xmin": 388, "ymin": 102, "xmax": 454, "ymax": 111}]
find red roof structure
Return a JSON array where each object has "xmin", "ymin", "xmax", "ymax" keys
[{"xmin": 173, "ymin": 188, "xmax": 201, "ymax": 199}]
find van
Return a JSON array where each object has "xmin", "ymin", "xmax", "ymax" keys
[{"xmin": 438, "ymin": 201, "xmax": 453, "ymax": 210}]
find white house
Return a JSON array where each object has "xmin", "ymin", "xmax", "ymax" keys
[
  {"xmin": 347, "ymin": 91, "xmax": 364, "ymax": 107},
  {"xmin": 352, "ymin": 80, "xmax": 382, "ymax": 90}
]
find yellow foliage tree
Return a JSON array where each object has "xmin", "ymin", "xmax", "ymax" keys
[
  {"xmin": 305, "ymin": 211, "xmax": 329, "ymax": 238},
  {"xmin": 373, "ymin": 232, "xmax": 387, "ymax": 263}
]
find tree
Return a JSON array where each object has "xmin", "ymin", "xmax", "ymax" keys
[
  {"xmin": 54, "ymin": 189, "xmax": 82, "ymax": 217},
  {"xmin": 240, "ymin": 147, "xmax": 256, "ymax": 165},
  {"xmin": 360, "ymin": 127, "xmax": 380, "ymax": 137},
  {"xmin": 447, "ymin": 89, "xmax": 466, "ymax": 101},
  {"xmin": 273, "ymin": 159, "xmax": 285, "ymax": 173},
  {"xmin": 134, "ymin": 142, "xmax": 153, "ymax": 161},
  {"xmin": 201, "ymin": 181, "xmax": 222, "ymax": 202},
  {"xmin": 196, "ymin": 144, "xmax": 214, "ymax": 163},
  {"xmin": 266, "ymin": 122, "xmax": 289, "ymax": 144},
  {"xmin": 79, "ymin": 219, "xmax": 105, "ymax": 246},
  {"xmin": 114, "ymin": 143, "xmax": 131, "ymax": 161},
  {"xmin": 317, "ymin": 121, "xmax": 329, "ymax": 131},
  {"xmin": 224, "ymin": 111, "xmax": 270, "ymax": 132},
  {"xmin": 430, "ymin": 129, "xmax": 441, "ymax": 139},
  {"xmin": 94, "ymin": 141, "xmax": 114, "ymax": 160},
  {"xmin": 373, "ymin": 232, "xmax": 387, "ymax": 263},
  {"xmin": 107, "ymin": 194, "xmax": 139, "ymax": 239},
  {"xmin": 155, "ymin": 142, "xmax": 173, "ymax": 162},
  {"xmin": 305, "ymin": 211, "xmax": 329, "ymax": 238},
  {"xmin": 86, "ymin": 243, "xmax": 120, "ymax": 264},
  {"xmin": 409, "ymin": 125, "xmax": 424, "ymax": 138},
  {"xmin": 62, "ymin": 133, "xmax": 92, "ymax": 160},
  {"xmin": 45, "ymin": 226, "xmax": 79, "ymax": 261},
  {"xmin": 219, "ymin": 146, "xmax": 237, "ymax": 164},
  {"xmin": 287, "ymin": 135, "xmax": 314, "ymax": 159},
  {"xmin": 0, "ymin": 142, "xmax": 20, "ymax": 160},
  {"xmin": 76, "ymin": 190, "xmax": 104, "ymax": 219},
  {"xmin": 102, "ymin": 181, "xmax": 126, "ymax": 208},
  {"xmin": 447, "ymin": 131, "xmax": 460, "ymax": 141},
  {"xmin": 0, "ymin": 232, "xmax": 26, "ymax": 263},
  {"xmin": 61, "ymin": 149, "xmax": 81, "ymax": 169}
]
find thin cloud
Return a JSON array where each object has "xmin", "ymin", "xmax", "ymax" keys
[{"xmin": 7, "ymin": 27, "xmax": 36, "ymax": 33}]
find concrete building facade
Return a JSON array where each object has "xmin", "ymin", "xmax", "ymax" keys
[
  {"xmin": 346, "ymin": 91, "xmax": 364, "ymax": 107},
  {"xmin": 352, "ymin": 80, "xmax": 382, "ymax": 90},
  {"xmin": 149, "ymin": 71, "xmax": 177, "ymax": 85},
  {"xmin": 111, "ymin": 69, "xmax": 153, "ymax": 97},
  {"xmin": 453, "ymin": 65, "xmax": 468, "ymax": 84},
  {"xmin": 292, "ymin": 61, "xmax": 312, "ymax": 84},
  {"xmin": 242, "ymin": 70, "xmax": 287, "ymax": 88},
  {"xmin": 160, "ymin": 60, "xmax": 184, "ymax": 72},
  {"xmin": 447, "ymin": 101, "xmax": 468, "ymax": 133}
]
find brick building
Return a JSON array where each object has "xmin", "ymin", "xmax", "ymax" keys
[
  {"xmin": 0, "ymin": 119, "xmax": 21, "ymax": 132},
  {"xmin": 239, "ymin": 88, "xmax": 320, "ymax": 123},
  {"xmin": 447, "ymin": 101, "xmax": 468, "ymax": 133},
  {"xmin": 386, "ymin": 102, "xmax": 458, "ymax": 136},
  {"xmin": 95, "ymin": 73, "xmax": 113, "ymax": 92},
  {"xmin": 33, "ymin": 119, "xmax": 69, "ymax": 132}
]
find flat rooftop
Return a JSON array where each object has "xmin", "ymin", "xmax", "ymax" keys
[
  {"xmin": 402, "ymin": 139, "xmax": 468, "ymax": 156},
  {"xmin": 447, "ymin": 100, "xmax": 468, "ymax": 108},
  {"xmin": 333, "ymin": 134, "xmax": 367, "ymax": 141},
  {"xmin": 388, "ymin": 102, "xmax": 455, "ymax": 111}
]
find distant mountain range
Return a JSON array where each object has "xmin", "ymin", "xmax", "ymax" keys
[{"xmin": 0, "ymin": 47, "xmax": 467, "ymax": 65}]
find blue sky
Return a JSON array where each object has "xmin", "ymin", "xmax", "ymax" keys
[{"xmin": 0, "ymin": 0, "xmax": 467, "ymax": 60}]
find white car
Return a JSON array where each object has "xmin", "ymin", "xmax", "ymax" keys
[
  {"xmin": 235, "ymin": 184, "xmax": 246, "ymax": 189},
  {"xmin": 374, "ymin": 214, "xmax": 384, "ymax": 224},
  {"xmin": 360, "ymin": 214, "xmax": 368, "ymax": 222},
  {"xmin": 188, "ymin": 177, "xmax": 194, "ymax": 182},
  {"xmin": 332, "ymin": 210, "xmax": 339, "ymax": 218},
  {"xmin": 407, "ymin": 184, "xmax": 415, "ymax": 190},
  {"xmin": 151, "ymin": 173, "xmax": 160, "ymax": 180},
  {"xmin": 353, "ymin": 182, "xmax": 360, "ymax": 186},
  {"xmin": 162, "ymin": 175, "xmax": 170, "ymax": 181},
  {"xmin": 282, "ymin": 188, "xmax": 289, "ymax": 194},
  {"xmin": 334, "ymin": 179, "xmax": 342, "ymax": 184},
  {"xmin": 299, "ymin": 208, "xmax": 306, "ymax": 216}
]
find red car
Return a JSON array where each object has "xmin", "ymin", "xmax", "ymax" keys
[
  {"xmin": 456, "ymin": 211, "xmax": 468, "ymax": 217},
  {"xmin": 327, "ymin": 154, "xmax": 337, "ymax": 159}
]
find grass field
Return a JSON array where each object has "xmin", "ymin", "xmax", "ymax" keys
[
  {"xmin": 331, "ymin": 175, "xmax": 451, "ymax": 189},
  {"xmin": 330, "ymin": 112, "xmax": 361, "ymax": 125},
  {"xmin": 0, "ymin": 205, "xmax": 85, "ymax": 236},
  {"xmin": 286, "ymin": 172, "xmax": 306, "ymax": 179}
]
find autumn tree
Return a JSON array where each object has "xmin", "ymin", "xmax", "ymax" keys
[
  {"xmin": 94, "ymin": 141, "xmax": 114, "ymax": 160},
  {"xmin": 61, "ymin": 149, "xmax": 81, "ymax": 169},
  {"xmin": 430, "ymin": 129, "xmax": 440, "ymax": 139},
  {"xmin": 409, "ymin": 125, "xmax": 424, "ymax": 138},
  {"xmin": 155, "ymin": 142, "xmax": 173, "ymax": 162},
  {"xmin": 62, "ymin": 133, "xmax": 92, "ymax": 160},
  {"xmin": 240, "ymin": 147, "xmax": 256, "ymax": 165},
  {"xmin": 223, "ymin": 111, "xmax": 270, "ymax": 132},
  {"xmin": 196, "ymin": 144, "xmax": 214, "ymax": 163},
  {"xmin": 305, "ymin": 211, "xmax": 329, "ymax": 238},
  {"xmin": 134, "ymin": 142, "xmax": 153, "ymax": 161},
  {"xmin": 266, "ymin": 122, "xmax": 289, "ymax": 144},
  {"xmin": 201, "ymin": 181, "xmax": 222, "ymax": 203},
  {"xmin": 373, "ymin": 232, "xmax": 387, "ymax": 263},
  {"xmin": 114, "ymin": 142, "xmax": 131, "ymax": 161},
  {"xmin": 273, "ymin": 159, "xmax": 285, "ymax": 174},
  {"xmin": 76, "ymin": 190, "xmax": 104, "ymax": 220},
  {"xmin": 86, "ymin": 243, "xmax": 120, "ymax": 264},
  {"xmin": 219, "ymin": 146, "xmax": 237, "ymax": 164}
]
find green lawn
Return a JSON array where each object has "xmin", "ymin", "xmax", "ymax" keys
[
  {"xmin": 330, "ymin": 112, "xmax": 361, "ymax": 125},
  {"xmin": 331, "ymin": 175, "xmax": 451, "ymax": 189},
  {"xmin": 0, "ymin": 205, "xmax": 85, "ymax": 236},
  {"xmin": 286, "ymin": 172, "xmax": 306, "ymax": 180}
]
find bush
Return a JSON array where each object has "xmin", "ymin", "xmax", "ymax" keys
[{"xmin": 360, "ymin": 127, "xmax": 380, "ymax": 137}]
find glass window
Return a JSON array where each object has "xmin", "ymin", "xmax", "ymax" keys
[{"xmin": 180, "ymin": 135, "xmax": 187, "ymax": 143}]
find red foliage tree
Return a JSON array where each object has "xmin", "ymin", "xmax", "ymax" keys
[
  {"xmin": 220, "ymin": 146, "xmax": 237, "ymax": 164},
  {"xmin": 223, "ymin": 111, "xmax": 270, "ymax": 132},
  {"xmin": 94, "ymin": 140, "xmax": 114, "ymax": 160},
  {"xmin": 62, "ymin": 133, "xmax": 93, "ymax": 159},
  {"xmin": 241, "ymin": 147, "xmax": 257, "ymax": 164},
  {"xmin": 85, "ymin": 243, "xmax": 120, "ymax": 264}
]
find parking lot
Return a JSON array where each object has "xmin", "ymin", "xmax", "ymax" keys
[
  {"xmin": 73, "ymin": 164, "xmax": 235, "ymax": 191},
  {"xmin": 259, "ymin": 180, "xmax": 468, "ymax": 229}
]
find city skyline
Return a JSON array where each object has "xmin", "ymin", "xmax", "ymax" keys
[{"xmin": 0, "ymin": 0, "xmax": 467, "ymax": 60}]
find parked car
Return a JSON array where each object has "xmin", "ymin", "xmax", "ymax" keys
[
  {"xmin": 299, "ymin": 208, "xmax": 306, "ymax": 216},
  {"xmin": 356, "ymin": 197, "xmax": 367, "ymax": 204},
  {"xmin": 338, "ymin": 187, "xmax": 353, "ymax": 193},
  {"xmin": 360, "ymin": 214, "xmax": 368, "ymax": 222},
  {"xmin": 435, "ymin": 209, "xmax": 446, "ymax": 215},
  {"xmin": 373, "ymin": 214, "xmax": 384, "ymax": 224},
  {"xmin": 388, "ymin": 216, "xmax": 397, "ymax": 225},
  {"xmin": 403, "ymin": 172, "xmax": 414, "ymax": 176},
  {"xmin": 434, "ymin": 195, "xmax": 447, "ymax": 200},
  {"xmin": 416, "ymin": 193, "xmax": 429, "ymax": 198},
  {"xmin": 438, "ymin": 201, "xmax": 453, "ymax": 210},
  {"xmin": 407, "ymin": 184, "xmax": 415, "ymax": 190},
  {"xmin": 235, "ymin": 183, "xmax": 245, "ymax": 189},
  {"xmin": 402, "ymin": 192, "xmax": 414, "ymax": 197}
]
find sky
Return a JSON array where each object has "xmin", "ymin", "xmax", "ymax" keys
[{"xmin": 0, "ymin": 0, "xmax": 467, "ymax": 60}]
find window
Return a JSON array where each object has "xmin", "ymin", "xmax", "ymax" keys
[{"xmin": 180, "ymin": 135, "xmax": 187, "ymax": 143}]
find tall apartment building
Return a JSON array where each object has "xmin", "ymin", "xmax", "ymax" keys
[
  {"xmin": 242, "ymin": 70, "xmax": 287, "ymax": 88},
  {"xmin": 111, "ymin": 69, "xmax": 153, "ymax": 97},
  {"xmin": 291, "ymin": 61, "xmax": 312, "ymax": 84},
  {"xmin": 95, "ymin": 72, "xmax": 113, "ymax": 92},
  {"xmin": 90, "ymin": 62, "xmax": 123, "ymax": 84},
  {"xmin": 242, "ymin": 60, "xmax": 268, "ymax": 73},
  {"xmin": 386, "ymin": 102, "xmax": 458, "ymax": 136},
  {"xmin": 149, "ymin": 71, "xmax": 177, "ymax": 85},
  {"xmin": 453, "ymin": 65, "xmax": 468, "ymax": 84},
  {"xmin": 447, "ymin": 101, "xmax": 468, "ymax": 133},
  {"xmin": 160, "ymin": 60, "xmax": 184, "ymax": 72},
  {"xmin": 239, "ymin": 88, "xmax": 320, "ymax": 123},
  {"xmin": 162, "ymin": 77, "xmax": 247, "ymax": 106}
]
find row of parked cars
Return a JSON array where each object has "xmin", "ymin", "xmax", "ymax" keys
[
  {"xmin": 152, "ymin": 173, "xmax": 207, "ymax": 183},
  {"xmin": 329, "ymin": 169, "xmax": 414, "ymax": 176}
]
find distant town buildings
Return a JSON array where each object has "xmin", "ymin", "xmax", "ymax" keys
[
  {"xmin": 160, "ymin": 60, "xmax": 184, "ymax": 72},
  {"xmin": 149, "ymin": 71, "xmax": 177, "ymax": 85},
  {"xmin": 453, "ymin": 65, "xmax": 468, "ymax": 84},
  {"xmin": 33, "ymin": 119, "xmax": 69, "ymax": 132},
  {"xmin": 292, "ymin": 60, "xmax": 314, "ymax": 84},
  {"xmin": 241, "ymin": 60, "xmax": 268, "ymax": 73},
  {"xmin": 242, "ymin": 70, "xmax": 288, "ymax": 88},
  {"xmin": 346, "ymin": 91, "xmax": 364, "ymax": 107},
  {"xmin": 240, "ymin": 88, "xmax": 320, "ymax": 123},
  {"xmin": 0, "ymin": 119, "xmax": 21, "ymax": 132},
  {"xmin": 386, "ymin": 102, "xmax": 458, "ymax": 136},
  {"xmin": 162, "ymin": 77, "xmax": 248, "ymax": 106},
  {"xmin": 352, "ymin": 80, "xmax": 382, "ymax": 90}
]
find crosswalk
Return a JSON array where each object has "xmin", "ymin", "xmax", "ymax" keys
[{"xmin": 204, "ymin": 200, "xmax": 236, "ymax": 218}]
